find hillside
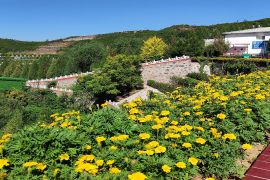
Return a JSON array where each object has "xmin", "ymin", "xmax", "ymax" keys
[{"xmin": 2, "ymin": 18, "xmax": 270, "ymax": 55}]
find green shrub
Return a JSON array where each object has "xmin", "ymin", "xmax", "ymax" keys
[
  {"xmin": 170, "ymin": 76, "xmax": 198, "ymax": 87},
  {"xmin": 147, "ymin": 80, "xmax": 175, "ymax": 93},
  {"xmin": 186, "ymin": 72, "xmax": 209, "ymax": 81}
]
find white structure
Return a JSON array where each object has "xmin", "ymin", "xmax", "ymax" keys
[{"xmin": 224, "ymin": 27, "xmax": 270, "ymax": 56}]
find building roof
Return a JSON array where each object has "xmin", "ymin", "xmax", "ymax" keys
[{"xmin": 223, "ymin": 27, "xmax": 270, "ymax": 35}]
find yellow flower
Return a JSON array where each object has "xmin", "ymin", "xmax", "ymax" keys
[
  {"xmin": 129, "ymin": 115, "xmax": 137, "ymax": 120},
  {"xmin": 182, "ymin": 131, "xmax": 190, "ymax": 136},
  {"xmin": 146, "ymin": 150, "xmax": 154, "ymax": 156},
  {"xmin": 188, "ymin": 157, "xmax": 199, "ymax": 166},
  {"xmin": 139, "ymin": 133, "xmax": 151, "ymax": 140},
  {"xmin": 96, "ymin": 136, "xmax": 106, "ymax": 143},
  {"xmin": 154, "ymin": 146, "xmax": 166, "ymax": 154},
  {"xmin": 222, "ymin": 133, "xmax": 236, "ymax": 140},
  {"xmin": 196, "ymin": 137, "xmax": 206, "ymax": 145},
  {"xmin": 110, "ymin": 134, "xmax": 129, "ymax": 141},
  {"xmin": 195, "ymin": 111, "xmax": 203, "ymax": 116},
  {"xmin": 182, "ymin": 142, "xmax": 192, "ymax": 148},
  {"xmin": 129, "ymin": 108, "xmax": 139, "ymax": 115},
  {"xmin": 128, "ymin": 172, "xmax": 147, "ymax": 180},
  {"xmin": 53, "ymin": 168, "xmax": 60, "ymax": 177},
  {"xmin": 23, "ymin": 161, "xmax": 38, "ymax": 168},
  {"xmin": 162, "ymin": 164, "xmax": 171, "ymax": 173},
  {"xmin": 183, "ymin": 112, "xmax": 190, "ymax": 116},
  {"xmin": 206, "ymin": 178, "xmax": 215, "ymax": 180},
  {"xmin": 171, "ymin": 143, "xmax": 178, "ymax": 148},
  {"xmin": 110, "ymin": 167, "xmax": 121, "ymax": 174},
  {"xmin": 85, "ymin": 145, "xmax": 92, "ymax": 150},
  {"xmin": 0, "ymin": 159, "xmax": 9, "ymax": 169},
  {"xmin": 152, "ymin": 124, "xmax": 163, "ymax": 130},
  {"xmin": 101, "ymin": 102, "xmax": 109, "ymax": 107},
  {"xmin": 213, "ymin": 153, "xmax": 219, "ymax": 158},
  {"xmin": 242, "ymin": 144, "xmax": 252, "ymax": 150},
  {"xmin": 59, "ymin": 153, "xmax": 69, "ymax": 161},
  {"xmin": 95, "ymin": 160, "xmax": 104, "ymax": 166},
  {"xmin": 110, "ymin": 145, "xmax": 118, "ymax": 151},
  {"xmin": 160, "ymin": 110, "xmax": 170, "ymax": 116},
  {"xmin": 106, "ymin": 160, "xmax": 115, "ymax": 165},
  {"xmin": 256, "ymin": 94, "xmax": 265, "ymax": 100},
  {"xmin": 244, "ymin": 108, "xmax": 252, "ymax": 113},
  {"xmin": 175, "ymin": 161, "xmax": 186, "ymax": 169},
  {"xmin": 216, "ymin": 113, "xmax": 226, "ymax": 119},
  {"xmin": 36, "ymin": 163, "xmax": 47, "ymax": 171},
  {"xmin": 0, "ymin": 172, "xmax": 8, "ymax": 178},
  {"xmin": 171, "ymin": 121, "xmax": 178, "ymax": 125},
  {"xmin": 145, "ymin": 141, "xmax": 159, "ymax": 149}
]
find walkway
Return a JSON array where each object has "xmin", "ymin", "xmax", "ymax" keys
[{"xmin": 244, "ymin": 144, "xmax": 270, "ymax": 180}]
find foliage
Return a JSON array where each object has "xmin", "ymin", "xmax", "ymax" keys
[
  {"xmin": 147, "ymin": 80, "xmax": 175, "ymax": 93},
  {"xmin": 140, "ymin": 36, "xmax": 168, "ymax": 61},
  {"xmin": 171, "ymin": 76, "xmax": 198, "ymax": 88},
  {"xmin": 64, "ymin": 43, "xmax": 107, "ymax": 73},
  {"xmin": 0, "ymin": 89, "xmax": 72, "ymax": 133},
  {"xmin": 0, "ymin": 77, "xmax": 26, "ymax": 91},
  {"xmin": 0, "ymin": 39, "xmax": 47, "ymax": 53},
  {"xmin": 222, "ymin": 62, "xmax": 257, "ymax": 75},
  {"xmin": 80, "ymin": 54, "xmax": 143, "ymax": 101},
  {"xmin": 2, "ymin": 70, "xmax": 270, "ymax": 179},
  {"xmin": 204, "ymin": 38, "xmax": 230, "ymax": 57},
  {"xmin": 186, "ymin": 72, "xmax": 209, "ymax": 81}
]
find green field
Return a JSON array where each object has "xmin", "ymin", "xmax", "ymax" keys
[{"xmin": 0, "ymin": 77, "xmax": 26, "ymax": 90}]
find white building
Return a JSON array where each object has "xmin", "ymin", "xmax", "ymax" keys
[{"xmin": 224, "ymin": 27, "xmax": 270, "ymax": 56}]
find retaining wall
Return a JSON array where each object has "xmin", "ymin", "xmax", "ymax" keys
[{"xmin": 141, "ymin": 57, "xmax": 210, "ymax": 83}]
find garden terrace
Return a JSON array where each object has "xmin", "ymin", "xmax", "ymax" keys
[{"xmin": 1, "ymin": 70, "xmax": 270, "ymax": 179}]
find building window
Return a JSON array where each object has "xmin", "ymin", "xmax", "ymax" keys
[{"xmin": 256, "ymin": 35, "xmax": 266, "ymax": 40}]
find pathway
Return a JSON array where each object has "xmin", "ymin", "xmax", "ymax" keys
[{"xmin": 244, "ymin": 144, "xmax": 270, "ymax": 180}]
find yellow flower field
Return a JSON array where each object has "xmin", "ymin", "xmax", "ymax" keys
[{"xmin": 1, "ymin": 70, "xmax": 270, "ymax": 179}]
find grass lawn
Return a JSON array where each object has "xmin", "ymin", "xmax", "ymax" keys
[{"xmin": 0, "ymin": 77, "xmax": 26, "ymax": 90}]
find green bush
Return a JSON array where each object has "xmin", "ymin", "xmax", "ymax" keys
[
  {"xmin": 186, "ymin": 72, "xmax": 209, "ymax": 81},
  {"xmin": 170, "ymin": 76, "xmax": 198, "ymax": 87},
  {"xmin": 147, "ymin": 80, "xmax": 175, "ymax": 93}
]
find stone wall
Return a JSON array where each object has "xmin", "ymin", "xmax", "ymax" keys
[
  {"xmin": 26, "ymin": 72, "xmax": 93, "ymax": 96},
  {"xmin": 141, "ymin": 57, "xmax": 210, "ymax": 84}
]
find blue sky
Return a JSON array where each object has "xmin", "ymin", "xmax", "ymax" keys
[{"xmin": 1, "ymin": 0, "xmax": 269, "ymax": 41}]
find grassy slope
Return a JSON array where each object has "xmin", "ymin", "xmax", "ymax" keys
[{"xmin": 0, "ymin": 77, "xmax": 26, "ymax": 90}]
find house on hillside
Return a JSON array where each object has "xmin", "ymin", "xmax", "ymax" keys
[{"xmin": 223, "ymin": 27, "xmax": 270, "ymax": 56}]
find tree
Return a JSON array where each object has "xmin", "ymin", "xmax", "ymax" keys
[
  {"xmin": 36, "ymin": 56, "xmax": 52, "ymax": 79},
  {"xmin": 3, "ymin": 60, "xmax": 17, "ymax": 77},
  {"xmin": 204, "ymin": 38, "xmax": 230, "ymax": 57},
  {"xmin": 46, "ymin": 58, "xmax": 66, "ymax": 78},
  {"xmin": 140, "ymin": 36, "xmax": 168, "ymax": 61},
  {"xmin": 81, "ymin": 54, "xmax": 143, "ymax": 102},
  {"xmin": 165, "ymin": 31, "xmax": 205, "ymax": 57},
  {"xmin": 65, "ymin": 43, "xmax": 107, "ymax": 73},
  {"xmin": 111, "ymin": 37, "xmax": 142, "ymax": 56}
]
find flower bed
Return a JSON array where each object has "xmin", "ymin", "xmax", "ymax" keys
[{"xmin": 1, "ymin": 70, "xmax": 270, "ymax": 179}]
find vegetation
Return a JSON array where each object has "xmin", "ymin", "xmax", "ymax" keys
[
  {"xmin": 147, "ymin": 80, "xmax": 175, "ymax": 93},
  {"xmin": 0, "ymin": 77, "xmax": 26, "ymax": 91},
  {"xmin": 76, "ymin": 54, "xmax": 143, "ymax": 102},
  {"xmin": 140, "ymin": 36, "xmax": 168, "ymax": 61},
  {"xmin": 2, "ymin": 18, "xmax": 270, "ymax": 81},
  {"xmin": 0, "ymin": 89, "xmax": 73, "ymax": 133},
  {"xmin": 0, "ymin": 39, "xmax": 48, "ymax": 53},
  {"xmin": 204, "ymin": 38, "xmax": 230, "ymax": 57},
  {"xmin": 1, "ymin": 70, "xmax": 270, "ymax": 179}
]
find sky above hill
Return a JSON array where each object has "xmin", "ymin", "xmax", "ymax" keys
[{"xmin": 1, "ymin": 0, "xmax": 269, "ymax": 41}]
